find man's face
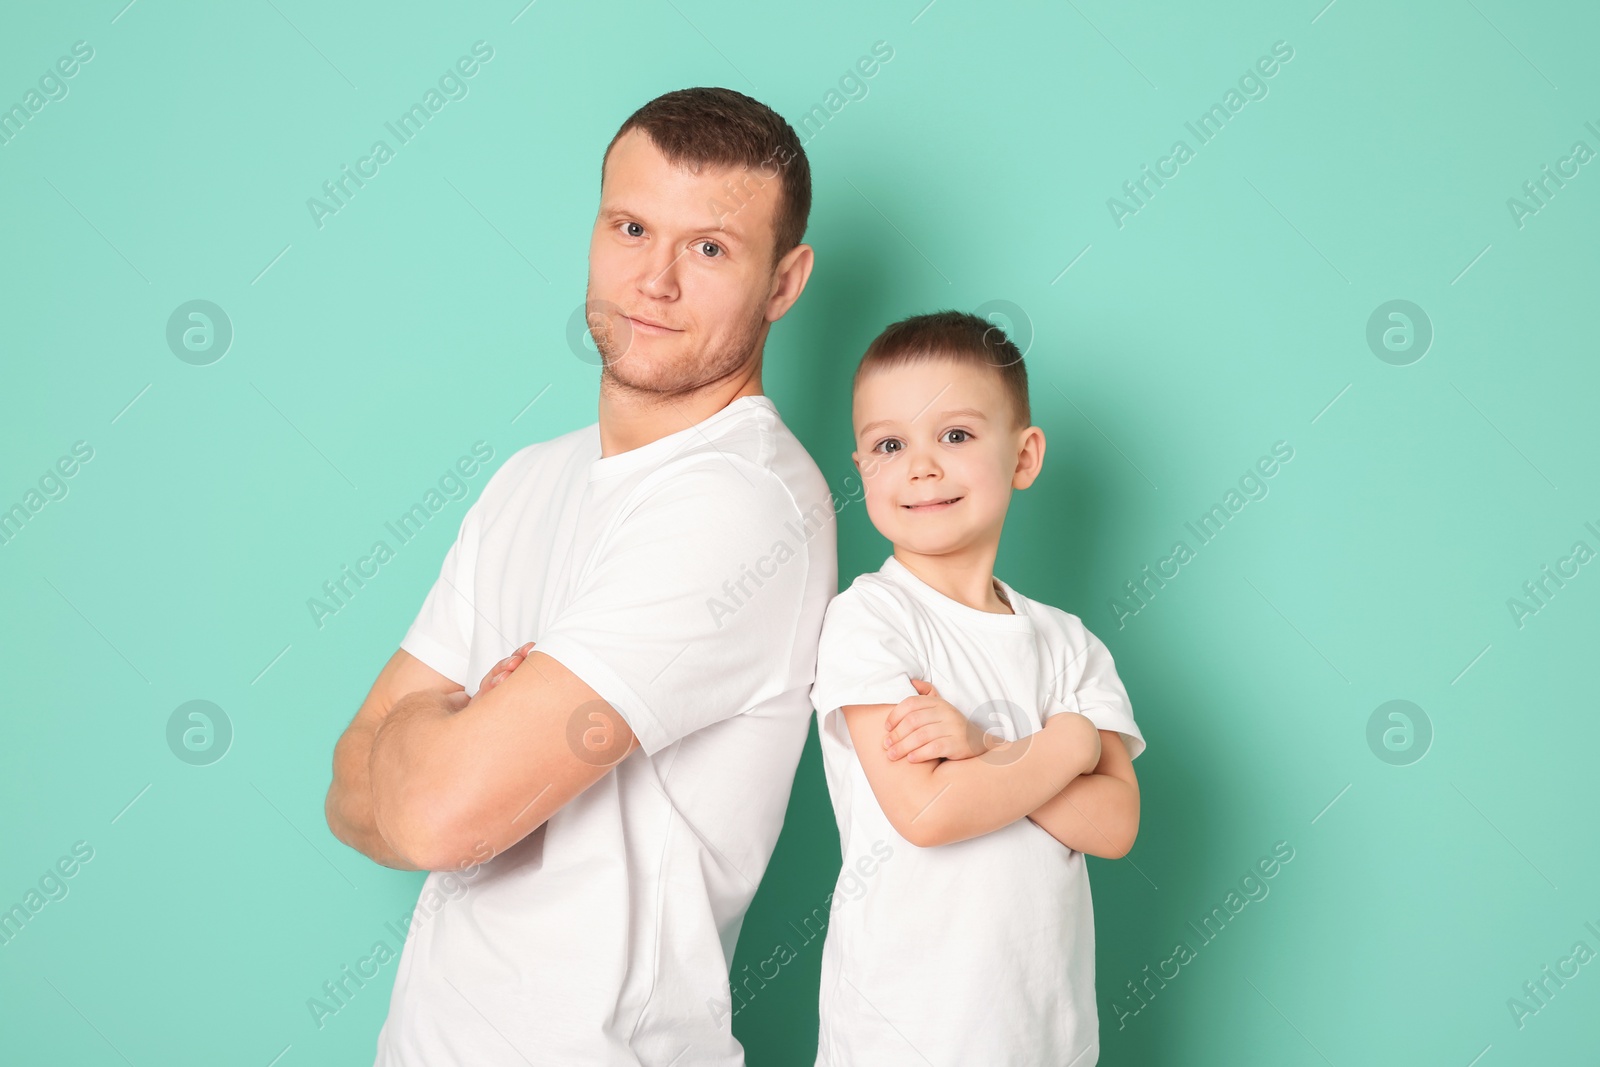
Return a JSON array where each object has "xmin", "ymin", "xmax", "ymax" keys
[
  {"xmin": 586, "ymin": 128, "xmax": 785, "ymax": 396},
  {"xmin": 851, "ymin": 357, "xmax": 1037, "ymax": 557}
]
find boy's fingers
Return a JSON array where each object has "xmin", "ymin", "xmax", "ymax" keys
[
  {"xmin": 885, "ymin": 696, "xmax": 933, "ymax": 730},
  {"xmin": 887, "ymin": 723, "xmax": 941, "ymax": 759},
  {"xmin": 883, "ymin": 707, "xmax": 931, "ymax": 745}
]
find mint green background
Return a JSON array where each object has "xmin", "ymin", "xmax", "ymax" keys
[{"xmin": 3, "ymin": 0, "xmax": 1597, "ymax": 1063}]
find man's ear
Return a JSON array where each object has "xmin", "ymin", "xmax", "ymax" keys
[{"xmin": 765, "ymin": 242, "xmax": 814, "ymax": 323}]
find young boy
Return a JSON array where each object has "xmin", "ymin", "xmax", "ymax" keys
[{"xmin": 809, "ymin": 310, "xmax": 1146, "ymax": 1066}]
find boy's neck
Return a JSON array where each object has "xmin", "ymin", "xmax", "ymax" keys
[{"xmin": 892, "ymin": 546, "xmax": 1013, "ymax": 615}]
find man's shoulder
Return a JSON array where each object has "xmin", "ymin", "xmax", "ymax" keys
[
  {"xmin": 477, "ymin": 422, "xmax": 597, "ymax": 496},
  {"xmin": 505, "ymin": 420, "xmax": 597, "ymax": 469},
  {"xmin": 638, "ymin": 397, "xmax": 833, "ymax": 520}
]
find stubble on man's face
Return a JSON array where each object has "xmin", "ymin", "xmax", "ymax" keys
[{"xmin": 590, "ymin": 277, "xmax": 767, "ymax": 402}]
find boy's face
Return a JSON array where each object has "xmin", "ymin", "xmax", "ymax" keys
[{"xmin": 851, "ymin": 356, "xmax": 1044, "ymax": 558}]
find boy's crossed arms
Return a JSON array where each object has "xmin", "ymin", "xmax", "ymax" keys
[{"xmin": 841, "ymin": 677, "xmax": 1139, "ymax": 856}]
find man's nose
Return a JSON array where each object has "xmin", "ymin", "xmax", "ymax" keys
[{"xmin": 637, "ymin": 243, "xmax": 684, "ymax": 298}]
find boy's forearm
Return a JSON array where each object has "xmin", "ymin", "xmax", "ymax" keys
[
  {"xmin": 1028, "ymin": 773, "xmax": 1140, "ymax": 859},
  {"xmin": 913, "ymin": 713, "xmax": 1099, "ymax": 847}
]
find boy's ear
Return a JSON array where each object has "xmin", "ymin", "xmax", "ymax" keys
[{"xmin": 1012, "ymin": 426, "xmax": 1046, "ymax": 490}]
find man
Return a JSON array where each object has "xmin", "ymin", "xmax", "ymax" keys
[{"xmin": 323, "ymin": 87, "xmax": 838, "ymax": 1065}]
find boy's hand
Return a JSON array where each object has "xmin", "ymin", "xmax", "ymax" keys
[
  {"xmin": 882, "ymin": 678, "xmax": 993, "ymax": 763},
  {"xmin": 477, "ymin": 641, "xmax": 535, "ymax": 697}
]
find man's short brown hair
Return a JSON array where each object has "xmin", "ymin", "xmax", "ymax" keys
[
  {"xmin": 601, "ymin": 87, "xmax": 811, "ymax": 266},
  {"xmin": 854, "ymin": 310, "xmax": 1032, "ymax": 430}
]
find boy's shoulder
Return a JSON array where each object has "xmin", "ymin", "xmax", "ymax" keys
[
  {"xmin": 1004, "ymin": 582, "xmax": 1106, "ymax": 645},
  {"xmin": 823, "ymin": 569, "xmax": 916, "ymax": 624}
]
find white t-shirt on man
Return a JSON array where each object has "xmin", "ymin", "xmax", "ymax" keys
[
  {"xmin": 372, "ymin": 394, "xmax": 838, "ymax": 1066},
  {"xmin": 808, "ymin": 553, "xmax": 1145, "ymax": 1067}
]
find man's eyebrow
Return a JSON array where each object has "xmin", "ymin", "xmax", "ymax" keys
[
  {"xmin": 857, "ymin": 408, "xmax": 989, "ymax": 438},
  {"xmin": 598, "ymin": 205, "xmax": 745, "ymax": 246}
]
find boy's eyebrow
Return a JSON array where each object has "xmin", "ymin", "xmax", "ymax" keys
[{"xmin": 857, "ymin": 408, "xmax": 989, "ymax": 438}]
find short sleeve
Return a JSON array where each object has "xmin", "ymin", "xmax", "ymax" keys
[
  {"xmin": 808, "ymin": 585, "xmax": 923, "ymax": 725},
  {"xmin": 532, "ymin": 461, "xmax": 815, "ymax": 758},
  {"xmin": 1049, "ymin": 620, "xmax": 1145, "ymax": 761},
  {"xmin": 398, "ymin": 495, "xmax": 487, "ymax": 687}
]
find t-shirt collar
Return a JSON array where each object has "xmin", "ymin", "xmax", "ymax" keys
[
  {"xmin": 588, "ymin": 394, "xmax": 773, "ymax": 481},
  {"xmin": 880, "ymin": 554, "xmax": 1032, "ymax": 629}
]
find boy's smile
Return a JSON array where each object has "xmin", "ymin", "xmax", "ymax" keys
[{"xmin": 903, "ymin": 495, "xmax": 962, "ymax": 511}]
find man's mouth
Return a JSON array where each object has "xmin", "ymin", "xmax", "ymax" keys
[
  {"xmin": 902, "ymin": 496, "xmax": 962, "ymax": 511},
  {"xmin": 623, "ymin": 314, "xmax": 682, "ymax": 335}
]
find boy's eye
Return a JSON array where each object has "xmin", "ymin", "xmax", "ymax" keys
[
  {"xmin": 873, "ymin": 438, "xmax": 903, "ymax": 454},
  {"xmin": 622, "ymin": 221, "xmax": 644, "ymax": 237},
  {"xmin": 943, "ymin": 429, "xmax": 971, "ymax": 444},
  {"xmin": 697, "ymin": 240, "xmax": 723, "ymax": 258}
]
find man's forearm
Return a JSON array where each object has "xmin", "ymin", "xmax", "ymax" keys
[
  {"xmin": 367, "ymin": 690, "xmax": 462, "ymax": 870},
  {"xmin": 912, "ymin": 712, "xmax": 1100, "ymax": 847},
  {"xmin": 1027, "ymin": 773, "xmax": 1139, "ymax": 858},
  {"xmin": 327, "ymin": 713, "xmax": 423, "ymax": 871}
]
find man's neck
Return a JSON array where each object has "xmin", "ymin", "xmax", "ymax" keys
[{"xmin": 596, "ymin": 368, "xmax": 765, "ymax": 459}]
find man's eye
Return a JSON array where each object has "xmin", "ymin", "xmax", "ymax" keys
[
  {"xmin": 698, "ymin": 240, "xmax": 723, "ymax": 257},
  {"xmin": 622, "ymin": 222, "xmax": 644, "ymax": 237}
]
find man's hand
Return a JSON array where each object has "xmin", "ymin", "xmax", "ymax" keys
[
  {"xmin": 882, "ymin": 678, "xmax": 993, "ymax": 763},
  {"xmin": 478, "ymin": 640, "xmax": 535, "ymax": 696}
]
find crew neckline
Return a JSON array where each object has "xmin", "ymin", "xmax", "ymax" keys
[
  {"xmin": 880, "ymin": 554, "xmax": 1033, "ymax": 630},
  {"xmin": 588, "ymin": 394, "xmax": 774, "ymax": 481}
]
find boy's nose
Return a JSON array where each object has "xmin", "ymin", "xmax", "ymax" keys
[{"xmin": 907, "ymin": 449, "xmax": 941, "ymax": 479}]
